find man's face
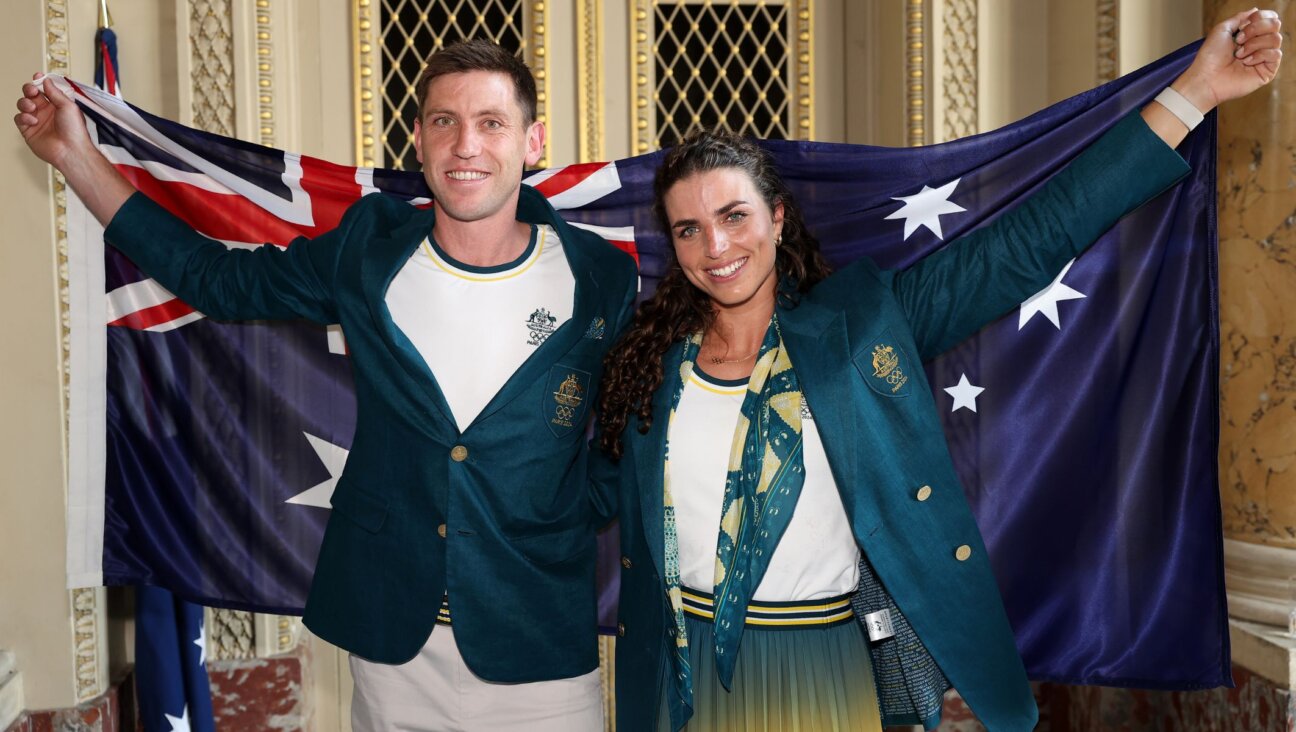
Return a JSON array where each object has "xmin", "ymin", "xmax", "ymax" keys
[{"xmin": 414, "ymin": 70, "xmax": 544, "ymax": 225}]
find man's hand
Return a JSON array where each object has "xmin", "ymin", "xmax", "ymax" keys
[
  {"xmin": 1176, "ymin": 8, "xmax": 1283, "ymax": 113},
  {"xmin": 13, "ymin": 73, "xmax": 135, "ymax": 225},
  {"xmin": 14, "ymin": 73, "xmax": 94, "ymax": 170}
]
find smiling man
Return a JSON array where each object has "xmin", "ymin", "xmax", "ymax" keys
[{"xmin": 14, "ymin": 40, "xmax": 637, "ymax": 731}]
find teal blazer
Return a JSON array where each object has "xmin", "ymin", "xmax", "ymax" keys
[
  {"xmin": 607, "ymin": 113, "xmax": 1190, "ymax": 731},
  {"xmin": 106, "ymin": 185, "xmax": 638, "ymax": 681}
]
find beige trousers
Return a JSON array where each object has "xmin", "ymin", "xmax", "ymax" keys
[{"xmin": 349, "ymin": 624, "xmax": 603, "ymax": 732}]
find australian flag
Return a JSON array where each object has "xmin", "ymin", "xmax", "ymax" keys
[{"xmin": 61, "ymin": 39, "xmax": 1226, "ymax": 690}]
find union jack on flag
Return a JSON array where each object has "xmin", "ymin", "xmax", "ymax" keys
[{"xmin": 59, "ymin": 39, "xmax": 1232, "ymax": 691}]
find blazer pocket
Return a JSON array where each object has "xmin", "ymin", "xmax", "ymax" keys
[
  {"xmin": 329, "ymin": 484, "xmax": 390, "ymax": 534},
  {"xmin": 852, "ymin": 327, "xmax": 914, "ymax": 398},
  {"xmin": 510, "ymin": 523, "xmax": 593, "ymax": 567},
  {"xmin": 543, "ymin": 364, "xmax": 593, "ymax": 438}
]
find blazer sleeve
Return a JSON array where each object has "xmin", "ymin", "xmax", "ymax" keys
[
  {"xmin": 892, "ymin": 111, "xmax": 1192, "ymax": 361},
  {"xmin": 103, "ymin": 190, "xmax": 358, "ymax": 324}
]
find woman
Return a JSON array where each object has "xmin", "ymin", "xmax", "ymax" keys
[{"xmin": 597, "ymin": 10, "xmax": 1282, "ymax": 732}]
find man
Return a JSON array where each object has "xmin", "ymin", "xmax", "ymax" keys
[{"xmin": 15, "ymin": 40, "xmax": 637, "ymax": 730}]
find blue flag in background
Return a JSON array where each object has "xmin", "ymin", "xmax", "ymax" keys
[
  {"xmin": 134, "ymin": 587, "xmax": 216, "ymax": 732},
  {"xmin": 90, "ymin": 16, "xmax": 216, "ymax": 726},
  {"xmin": 63, "ymin": 40, "xmax": 1227, "ymax": 690}
]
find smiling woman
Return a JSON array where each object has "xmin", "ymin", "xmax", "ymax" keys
[{"xmin": 595, "ymin": 9, "xmax": 1284, "ymax": 732}]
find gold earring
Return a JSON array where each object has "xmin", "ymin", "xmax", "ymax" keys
[{"xmin": 775, "ymin": 234, "xmax": 782, "ymax": 247}]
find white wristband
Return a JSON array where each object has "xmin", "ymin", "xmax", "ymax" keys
[{"xmin": 1154, "ymin": 87, "xmax": 1205, "ymax": 132}]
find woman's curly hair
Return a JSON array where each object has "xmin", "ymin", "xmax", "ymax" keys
[{"xmin": 597, "ymin": 129, "xmax": 832, "ymax": 459}]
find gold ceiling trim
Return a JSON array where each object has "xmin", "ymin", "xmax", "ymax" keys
[{"xmin": 256, "ymin": 0, "xmax": 275, "ymax": 146}]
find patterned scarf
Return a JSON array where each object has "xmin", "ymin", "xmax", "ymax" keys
[{"xmin": 662, "ymin": 315, "xmax": 808, "ymax": 717}]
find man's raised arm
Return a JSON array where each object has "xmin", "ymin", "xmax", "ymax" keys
[{"xmin": 14, "ymin": 73, "xmax": 135, "ymax": 226}]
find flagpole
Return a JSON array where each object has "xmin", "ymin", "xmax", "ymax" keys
[{"xmin": 98, "ymin": 0, "xmax": 112, "ymax": 29}]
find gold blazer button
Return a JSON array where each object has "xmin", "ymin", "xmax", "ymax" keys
[
  {"xmin": 437, "ymin": 523, "xmax": 447, "ymax": 538},
  {"xmin": 617, "ymin": 622, "xmax": 626, "ymax": 637},
  {"xmin": 955, "ymin": 545, "xmax": 972, "ymax": 561},
  {"xmin": 916, "ymin": 485, "xmax": 932, "ymax": 502},
  {"xmin": 621, "ymin": 556, "xmax": 633, "ymax": 569},
  {"xmin": 450, "ymin": 445, "xmax": 468, "ymax": 462}
]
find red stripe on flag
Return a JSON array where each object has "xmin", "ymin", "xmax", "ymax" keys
[
  {"xmin": 116, "ymin": 152, "xmax": 365, "ymax": 245},
  {"xmin": 108, "ymin": 297, "xmax": 195, "ymax": 330},
  {"xmin": 607, "ymin": 239, "xmax": 639, "ymax": 265},
  {"xmin": 531, "ymin": 162, "xmax": 606, "ymax": 199}
]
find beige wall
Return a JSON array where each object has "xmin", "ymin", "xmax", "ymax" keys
[{"xmin": 0, "ymin": 0, "xmax": 73, "ymax": 712}]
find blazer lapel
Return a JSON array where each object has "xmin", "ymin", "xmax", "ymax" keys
[
  {"xmin": 633, "ymin": 340, "xmax": 685, "ymax": 583},
  {"xmin": 779, "ymin": 299, "xmax": 861, "ymax": 500},
  {"xmin": 470, "ymin": 192, "xmax": 601, "ymax": 426},
  {"xmin": 358, "ymin": 207, "xmax": 458, "ymax": 434}
]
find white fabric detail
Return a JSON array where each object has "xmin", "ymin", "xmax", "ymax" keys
[
  {"xmin": 385, "ymin": 224, "xmax": 575, "ymax": 431},
  {"xmin": 669, "ymin": 368, "xmax": 860, "ymax": 602},
  {"xmin": 350, "ymin": 625, "xmax": 602, "ymax": 732},
  {"xmin": 65, "ymin": 185, "xmax": 108, "ymax": 587}
]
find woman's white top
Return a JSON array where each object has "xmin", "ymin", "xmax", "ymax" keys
[{"xmin": 668, "ymin": 365, "xmax": 861, "ymax": 601}]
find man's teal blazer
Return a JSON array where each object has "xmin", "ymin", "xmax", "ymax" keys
[
  {"xmin": 106, "ymin": 185, "xmax": 638, "ymax": 681},
  {"xmin": 605, "ymin": 113, "xmax": 1190, "ymax": 731}
]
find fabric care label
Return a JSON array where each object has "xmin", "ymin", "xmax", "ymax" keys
[{"xmin": 864, "ymin": 609, "xmax": 895, "ymax": 641}]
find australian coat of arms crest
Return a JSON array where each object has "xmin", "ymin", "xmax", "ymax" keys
[{"xmin": 526, "ymin": 307, "xmax": 558, "ymax": 346}]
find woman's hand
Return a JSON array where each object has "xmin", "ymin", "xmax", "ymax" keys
[{"xmin": 1176, "ymin": 8, "xmax": 1283, "ymax": 113}]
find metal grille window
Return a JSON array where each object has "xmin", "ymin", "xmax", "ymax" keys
[
  {"xmin": 353, "ymin": 0, "xmax": 549, "ymax": 170},
  {"xmin": 633, "ymin": 0, "xmax": 813, "ymax": 153}
]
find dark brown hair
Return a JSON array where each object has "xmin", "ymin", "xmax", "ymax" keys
[
  {"xmin": 597, "ymin": 129, "xmax": 832, "ymax": 459},
  {"xmin": 414, "ymin": 39, "xmax": 538, "ymax": 124}
]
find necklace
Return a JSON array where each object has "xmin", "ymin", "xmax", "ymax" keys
[
  {"xmin": 708, "ymin": 351, "xmax": 757, "ymax": 365},
  {"xmin": 703, "ymin": 342, "xmax": 759, "ymax": 364}
]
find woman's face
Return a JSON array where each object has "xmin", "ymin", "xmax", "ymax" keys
[{"xmin": 663, "ymin": 167, "xmax": 785, "ymax": 314}]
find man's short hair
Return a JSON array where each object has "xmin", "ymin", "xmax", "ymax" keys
[{"xmin": 415, "ymin": 39, "xmax": 538, "ymax": 124}]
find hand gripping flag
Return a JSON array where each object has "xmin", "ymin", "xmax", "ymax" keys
[{"xmin": 61, "ymin": 40, "xmax": 1226, "ymax": 689}]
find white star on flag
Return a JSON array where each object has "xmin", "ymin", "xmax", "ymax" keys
[
  {"xmin": 193, "ymin": 622, "xmax": 207, "ymax": 666},
  {"xmin": 884, "ymin": 178, "xmax": 967, "ymax": 240},
  {"xmin": 1019, "ymin": 258, "xmax": 1087, "ymax": 330},
  {"xmin": 166, "ymin": 706, "xmax": 191, "ymax": 732},
  {"xmin": 944, "ymin": 373, "xmax": 986, "ymax": 413},
  {"xmin": 286, "ymin": 432, "xmax": 350, "ymax": 508}
]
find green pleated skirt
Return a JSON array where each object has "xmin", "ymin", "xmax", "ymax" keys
[{"xmin": 660, "ymin": 613, "xmax": 884, "ymax": 732}]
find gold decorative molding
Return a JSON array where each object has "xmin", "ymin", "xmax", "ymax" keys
[
  {"xmin": 48, "ymin": 0, "xmax": 102, "ymax": 703},
  {"xmin": 576, "ymin": 0, "xmax": 604, "ymax": 162},
  {"xmin": 71, "ymin": 588, "xmax": 104, "ymax": 701},
  {"xmin": 1096, "ymin": 0, "xmax": 1119, "ymax": 83},
  {"xmin": 353, "ymin": 0, "xmax": 377, "ymax": 167},
  {"xmin": 209, "ymin": 608, "xmax": 255, "ymax": 660},
  {"xmin": 631, "ymin": 0, "xmax": 814, "ymax": 153},
  {"xmin": 255, "ymin": 0, "xmax": 274, "ymax": 146},
  {"xmin": 599, "ymin": 636, "xmax": 615, "ymax": 731},
  {"xmin": 190, "ymin": 0, "xmax": 236, "ymax": 136},
  {"xmin": 528, "ymin": 0, "xmax": 551, "ymax": 168},
  {"xmin": 796, "ymin": 0, "xmax": 813, "ymax": 139},
  {"xmin": 941, "ymin": 0, "xmax": 977, "ymax": 141},
  {"xmin": 906, "ymin": 0, "xmax": 929, "ymax": 147},
  {"xmin": 630, "ymin": 1, "xmax": 650, "ymax": 154}
]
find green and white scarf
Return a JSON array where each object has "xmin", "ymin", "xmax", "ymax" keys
[{"xmin": 662, "ymin": 315, "xmax": 808, "ymax": 716}]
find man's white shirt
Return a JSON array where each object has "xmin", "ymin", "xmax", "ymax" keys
[{"xmin": 385, "ymin": 223, "xmax": 576, "ymax": 432}]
